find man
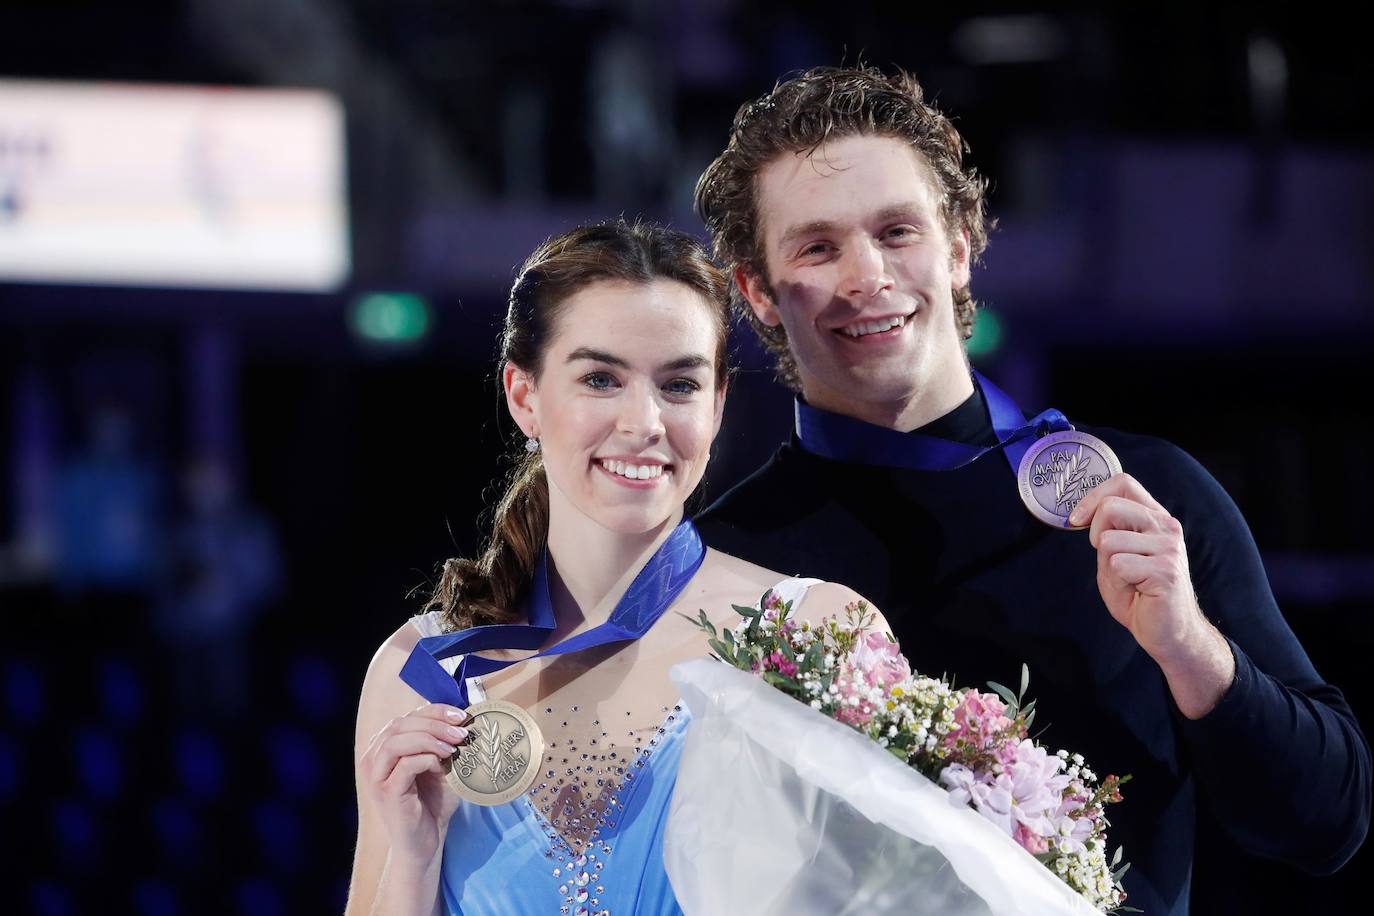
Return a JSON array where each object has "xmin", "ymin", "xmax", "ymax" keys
[{"xmin": 692, "ymin": 65, "xmax": 1369, "ymax": 914}]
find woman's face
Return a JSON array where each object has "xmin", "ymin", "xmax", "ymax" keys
[{"xmin": 506, "ymin": 278, "xmax": 726, "ymax": 536}]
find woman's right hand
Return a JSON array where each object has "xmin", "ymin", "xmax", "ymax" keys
[{"xmin": 359, "ymin": 703, "xmax": 469, "ymax": 866}]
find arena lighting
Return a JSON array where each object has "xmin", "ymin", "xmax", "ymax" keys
[
  {"xmin": 966, "ymin": 307, "xmax": 1004, "ymax": 359},
  {"xmin": 951, "ymin": 15, "xmax": 1068, "ymax": 65},
  {"xmin": 349, "ymin": 292, "xmax": 432, "ymax": 343},
  {"xmin": 0, "ymin": 79, "xmax": 349, "ymax": 291}
]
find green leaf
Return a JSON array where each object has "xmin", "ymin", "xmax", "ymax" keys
[
  {"xmin": 734, "ymin": 603, "xmax": 762, "ymax": 618},
  {"xmin": 1111, "ymin": 845, "xmax": 1123, "ymax": 866},
  {"xmin": 761, "ymin": 671, "xmax": 802, "ymax": 692},
  {"xmin": 986, "ymin": 681, "xmax": 1018, "ymax": 708},
  {"xmin": 708, "ymin": 639, "xmax": 741, "ymax": 667},
  {"xmin": 723, "ymin": 627, "xmax": 736, "ymax": 647},
  {"xmin": 1111, "ymin": 862, "xmax": 1131, "ymax": 882},
  {"xmin": 696, "ymin": 609, "xmax": 717, "ymax": 639},
  {"xmin": 677, "ymin": 611, "xmax": 703, "ymax": 629},
  {"xmin": 1019, "ymin": 663, "xmax": 1030, "ymax": 699}
]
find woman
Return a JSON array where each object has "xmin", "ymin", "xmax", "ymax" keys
[{"xmin": 347, "ymin": 221, "xmax": 884, "ymax": 915}]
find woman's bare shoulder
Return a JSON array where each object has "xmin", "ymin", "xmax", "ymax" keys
[
  {"xmin": 792, "ymin": 582, "xmax": 892, "ymax": 638},
  {"xmin": 691, "ymin": 549, "xmax": 791, "ymax": 606},
  {"xmin": 697, "ymin": 552, "xmax": 873, "ymax": 610},
  {"xmin": 355, "ymin": 618, "xmax": 430, "ymax": 750}
]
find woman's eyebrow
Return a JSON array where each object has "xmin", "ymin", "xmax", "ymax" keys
[
  {"xmin": 566, "ymin": 347, "xmax": 627, "ymax": 367},
  {"xmin": 565, "ymin": 348, "xmax": 711, "ymax": 373}
]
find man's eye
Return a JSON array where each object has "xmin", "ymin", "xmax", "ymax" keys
[
  {"xmin": 800, "ymin": 243, "xmax": 830, "ymax": 257},
  {"xmin": 664, "ymin": 378, "xmax": 701, "ymax": 395},
  {"xmin": 582, "ymin": 372, "xmax": 617, "ymax": 390}
]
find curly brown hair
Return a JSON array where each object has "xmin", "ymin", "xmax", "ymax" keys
[
  {"xmin": 423, "ymin": 220, "xmax": 731, "ymax": 632},
  {"xmin": 695, "ymin": 65, "xmax": 994, "ymax": 389}
]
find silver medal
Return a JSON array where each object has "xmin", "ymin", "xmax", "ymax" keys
[{"xmin": 1016, "ymin": 430, "xmax": 1122, "ymax": 529}]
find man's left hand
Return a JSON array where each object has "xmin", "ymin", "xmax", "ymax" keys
[{"xmin": 1069, "ymin": 473, "xmax": 1235, "ymax": 718}]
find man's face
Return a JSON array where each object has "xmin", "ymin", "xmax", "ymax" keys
[{"xmin": 740, "ymin": 134, "xmax": 971, "ymax": 422}]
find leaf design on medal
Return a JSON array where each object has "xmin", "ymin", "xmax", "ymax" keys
[
  {"xmin": 1054, "ymin": 445, "xmax": 1094, "ymax": 509},
  {"xmin": 478, "ymin": 716, "xmax": 505, "ymax": 785}
]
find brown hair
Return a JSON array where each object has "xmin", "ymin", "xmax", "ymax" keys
[
  {"xmin": 695, "ymin": 65, "xmax": 994, "ymax": 389},
  {"xmin": 423, "ymin": 219, "xmax": 731, "ymax": 631}
]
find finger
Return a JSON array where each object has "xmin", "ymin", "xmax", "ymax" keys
[
  {"xmin": 1096, "ymin": 545, "xmax": 1138, "ymax": 604},
  {"xmin": 382, "ymin": 752, "xmax": 446, "ymax": 795},
  {"xmin": 409, "ymin": 703, "xmax": 471, "ymax": 725},
  {"xmin": 368, "ymin": 732, "xmax": 461, "ymax": 784},
  {"xmin": 1071, "ymin": 473, "xmax": 1167, "ymax": 526},
  {"xmin": 1105, "ymin": 551, "xmax": 1168, "ymax": 591},
  {"xmin": 365, "ymin": 718, "xmax": 469, "ymax": 767},
  {"xmin": 1089, "ymin": 495, "xmax": 1175, "ymax": 544},
  {"xmin": 1096, "ymin": 528, "xmax": 1172, "ymax": 560},
  {"xmin": 384, "ymin": 715, "xmax": 471, "ymax": 744}
]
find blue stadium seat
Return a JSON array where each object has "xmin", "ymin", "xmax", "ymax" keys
[
  {"xmin": 74, "ymin": 726, "xmax": 124, "ymax": 801},
  {"xmin": 173, "ymin": 729, "xmax": 226, "ymax": 801},
  {"xmin": 265, "ymin": 724, "xmax": 320, "ymax": 798},
  {"xmin": 97, "ymin": 657, "xmax": 146, "ymax": 728},
  {"xmin": 3, "ymin": 659, "xmax": 46, "ymax": 727}
]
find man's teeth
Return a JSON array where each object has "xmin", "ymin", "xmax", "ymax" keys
[
  {"xmin": 601, "ymin": 460, "xmax": 665, "ymax": 480},
  {"xmin": 840, "ymin": 315, "xmax": 906, "ymax": 338}
]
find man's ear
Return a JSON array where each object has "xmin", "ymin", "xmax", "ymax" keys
[
  {"xmin": 502, "ymin": 362, "xmax": 539, "ymax": 438},
  {"xmin": 950, "ymin": 228, "xmax": 971, "ymax": 291},
  {"xmin": 735, "ymin": 265, "xmax": 782, "ymax": 328}
]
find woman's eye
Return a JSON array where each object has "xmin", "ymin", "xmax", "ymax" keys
[
  {"xmin": 582, "ymin": 372, "xmax": 617, "ymax": 390},
  {"xmin": 664, "ymin": 378, "xmax": 701, "ymax": 396}
]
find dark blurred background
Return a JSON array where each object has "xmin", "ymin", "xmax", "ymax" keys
[{"xmin": 1, "ymin": 1, "xmax": 1370, "ymax": 913}]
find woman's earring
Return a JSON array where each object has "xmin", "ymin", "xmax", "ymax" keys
[{"xmin": 525, "ymin": 436, "xmax": 541, "ymax": 453}]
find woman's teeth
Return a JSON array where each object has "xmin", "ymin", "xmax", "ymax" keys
[
  {"xmin": 600, "ymin": 460, "xmax": 665, "ymax": 480},
  {"xmin": 840, "ymin": 315, "xmax": 906, "ymax": 337}
]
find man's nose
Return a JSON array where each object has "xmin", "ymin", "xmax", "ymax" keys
[{"xmin": 840, "ymin": 239, "xmax": 893, "ymax": 300}]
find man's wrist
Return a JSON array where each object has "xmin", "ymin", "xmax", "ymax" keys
[{"xmin": 1154, "ymin": 621, "xmax": 1237, "ymax": 720}]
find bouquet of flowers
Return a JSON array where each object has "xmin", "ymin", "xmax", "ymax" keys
[{"xmin": 683, "ymin": 590, "xmax": 1132, "ymax": 914}]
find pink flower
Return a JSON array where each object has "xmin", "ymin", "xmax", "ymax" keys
[
  {"xmin": 762, "ymin": 650, "xmax": 798, "ymax": 678},
  {"xmin": 848, "ymin": 631, "xmax": 911, "ymax": 689},
  {"xmin": 943, "ymin": 691, "xmax": 1014, "ymax": 755},
  {"xmin": 1014, "ymin": 822, "xmax": 1050, "ymax": 854},
  {"xmin": 833, "ymin": 672, "xmax": 876, "ymax": 726},
  {"xmin": 940, "ymin": 740, "xmax": 1070, "ymax": 852}
]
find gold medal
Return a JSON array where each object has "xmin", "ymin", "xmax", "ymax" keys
[
  {"xmin": 446, "ymin": 699, "xmax": 545, "ymax": 806},
  {"xmin": 1016, "ymin": 430, "xmax": 1122, "ymax": 529}
]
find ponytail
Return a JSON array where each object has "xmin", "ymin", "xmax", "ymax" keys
[{"xmin": 423, "ymin": 451, "xmax": 550, "ymax": 631}]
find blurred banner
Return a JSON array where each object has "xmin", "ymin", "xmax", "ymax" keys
[{"xmin": 0, "ymin": 79, "xmax": 349, "ymax": 290}]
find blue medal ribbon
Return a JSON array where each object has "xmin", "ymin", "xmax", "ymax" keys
[
  {"xmin": 794, "ymin": 370, "xmax": 1071, "ymax": 474},
  {"xmin": 399, "ymin": 519, "xmax": 707, "ymax": 707}
]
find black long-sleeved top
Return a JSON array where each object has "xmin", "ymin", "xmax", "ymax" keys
[{"xmin": 695, "ymin": 391, "xmax": 1369, "ymax": 915}]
